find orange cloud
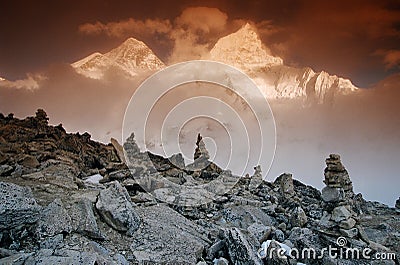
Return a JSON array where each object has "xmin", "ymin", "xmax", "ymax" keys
[
  {"xmin": 374, "ymin": 49, "xmax": 400, "ymax": 69},
  {"xmin": 0, "ymin": 73, "xmax": 46, "ymax": 90},
  {"xmin": 78, "ymin": 18, "xmax": 172, "ymax": 37}
]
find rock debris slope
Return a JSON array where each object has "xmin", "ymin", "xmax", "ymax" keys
[{"xmin": 0, "ymin": 110, "xmax": 399, "ymax": 265}]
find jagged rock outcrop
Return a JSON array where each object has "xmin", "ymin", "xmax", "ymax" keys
[{"xmin": 194, "ymin": 133, "xmax": 210, "ymax": 160}]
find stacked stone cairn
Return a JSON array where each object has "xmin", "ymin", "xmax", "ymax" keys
[{"xmin": 320, "ymin": 154, "xmax": 359, "ymax": 238}]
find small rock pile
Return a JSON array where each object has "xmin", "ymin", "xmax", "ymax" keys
[{"xmin": 320, "ymin": 154, "xmax": 358, "ymax": 238}]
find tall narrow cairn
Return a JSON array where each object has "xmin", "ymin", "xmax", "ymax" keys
[
  {"xmin": 320, "ymin": 154, "xmax": 358, "ymax": 238},
  {"xmin": 194, "ymin": 133, "xmax": 210, "ymax": 160}
]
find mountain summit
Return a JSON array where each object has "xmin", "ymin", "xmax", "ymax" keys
[
  {"xmin": 209, "ymin": 23, "xmax": 358, "ymax": 102},
  {"xmin": 72, "ymin": 38, "xmax": 164, "ymax": 79},
  {"xmin": 209, "ymin": 23, "xmax": 283, "ymax": 72}
]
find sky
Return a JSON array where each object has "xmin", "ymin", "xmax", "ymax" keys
[{"xmin": 1, "ymin": 0, "xmax": 400, "ymax": 87}]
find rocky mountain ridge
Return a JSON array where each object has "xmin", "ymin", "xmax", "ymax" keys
[{"xmin": 0, "ymin": 110, "xmax": 399, "ymax": 264}]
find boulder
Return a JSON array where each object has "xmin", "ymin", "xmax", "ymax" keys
[
  {"xmin": 321, "ymin": 186, "xmax": 344, "ymax": 202},
  {"xmin": 95, "ymin": 181, "xmax": 140, "ymax": 236},
  {"xmin": 340, "ymin": 227, "xmax": 358, "ymax": 238},
  {"xmin": 272, "ymin": 229, "xmax": 285, "ymax": 243},
  {"xmin": 339, "ymin": 218, "xmax": 356, "ymax": 229},
  {"xmin": 224, "ymin": 227, "xmax": 263, "ymax": 265},
  {"xmin": 274, "ymin": 173, "xmax": 294, "ymax": 197},
  {"xmin": 331, "ymin": 206, "xmax": 352, "ymax": 223},
  {"xmin": 247, "ymin": 223, "xmax": 272, "ymax": 243},
  {"xmin": 396, "ymin": 197, "xmax": 400, "ymax": 209},
  {"xmin": 0, "ymin": 182, "xmax": 41, "ymax": 231},
  {"xmin": 131, "ymin": 205, "xmax": 209, "ymax": 264},
  {"xmin": 69, "ymin": 199, "xmax": 104, "ymax": 240},
  {"xmin": 35, "ymin": 199, "xmax": 72, "ymax": 238},
  {"xmin": 290, "ymin": 206, "xmax": 308, "ymax": 227}
]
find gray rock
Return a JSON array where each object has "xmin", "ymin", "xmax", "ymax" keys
[
  {"xmin": 111, "ymin": 137, "xmax": 126, "ymax": 164},
  {"xmin": 288, "ymin": 227, "xmax": 315, "ymax": 244},
  {"xmin": 131, "ymin": 205, "xmax": 209, "ymax": 264},
  {"xmin": 340, "ymin": 227, "xmax": 358, "ymax": 238},
  {"xmin": 0, "ymin": 165, "xmax": 13, "ymax": 176},
  {"xmin": 39, "ymin": 234, "xmax": 64, "ymax": 249},
  {"xmin": 207, "ymin": 239, "xmax": 226, "ymax": 260},
  {"xmin": 0, "ymin": 182, "xmax": 41, "ymax": 231},
  {"xmin": 113, "ymin": 253, "xmax": 129, "ymax": 265},
  {"xmin": 24, "ymin": 249, "xmax": 98, "ymax": 265},
  {"xmin": 247, "ymin": 223, "xmax": 272, "ymax": 243},
  {"xmin": 274, "ymin": 173, "xmax": 294, "ymax": 197},
  {"xmin": 265, "ymin": 240, "xmax": 289, "ymax": 264},
  {"xmin": 123, "ymin": 133, "xmax": 141, "ymax": 161},
  {"xmin": 69, "ymin": 199, "xmax": 104, "ymax": 240},
  {"xmin": 0, "ymin": 253, "xmax": 33, "ymax": 265},
  {"xmin": 95, "ymin": 181, "xmax": 140, "ymax": 236},
  {"xmin": 35, "ymin": 199, "xmax": 72, "ymax": 238},
  {"xmin": 331, "ymin": 206, "xmax": 352, "ymax": 223},
  {"xmin": 169, "ymin": 153, "xmax": 185, "ymax": 169},
  {"xmin": 321, "ymin": 186, "xmax": 345, "ymax": 202},
  {"xmin": 318, "ymin": 211, "xmax": 335, "ymax": 228},
  {"xmin": 224, "ymin": 227, "xmax": 263, "ymax": 265},
  {"xmin": 249, "ymin": 165, "xmax": 263, "ymax": 192},
  {"xmin": 273, "ymin": 229, "xmax": 285, "ymax": 242},
  {"xmin": 213, "ymin": 257, "xmax": 229, "ymax": 265},
  {"xmin": 290, "ymin": 206, "xmax": 308, "ymax": 227},
  {"xmin": 339, "ymin": 218, "xmax": 356, "ymax": 229},
  {"xmin": 396, "ymin": 197, "xmax": 400, "ymax": 209}
]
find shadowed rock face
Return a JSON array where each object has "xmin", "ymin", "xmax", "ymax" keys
[{"xmin": 0, "ymin": 110, "xmax": 399, "ymax": 265}]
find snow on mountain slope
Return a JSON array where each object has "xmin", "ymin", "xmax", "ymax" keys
[
  {"xmin": 72, "ymin": 38, "xmax": 165, "ymax": 79},
  {"xmin": 209, "ymin": 23, "xmax": 283, "ymax": 72},
  {"xmin": 209, "ymin": 23, "xmax": 358, "ymax": 102}
]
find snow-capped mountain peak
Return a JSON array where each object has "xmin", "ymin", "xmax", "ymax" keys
[
  {"xmin": 209, "ymin": 23, "xmax": 283, "ymax": 71},
  {"xmin": 72, "ymin": 37, "xmax": 165, "ymax": 79},
  {"xmin": 209, "ymin": 23, "xmax": 357, "ymax": 102}
]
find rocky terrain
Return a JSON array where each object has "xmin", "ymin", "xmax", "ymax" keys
[{"xmin": 0, "ymin": 110, "xmax": 399, "ymax": 265}]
